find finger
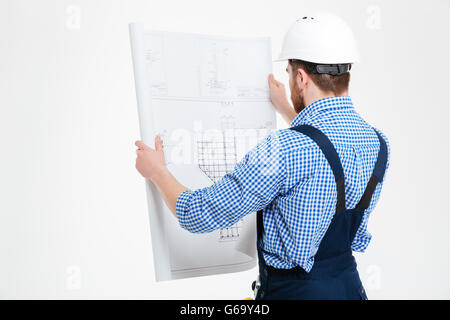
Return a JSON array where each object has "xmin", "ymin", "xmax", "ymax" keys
[
  {"xmin": 274, "ymin": 79, "xmax": 283, "ymax": 88},
  {"xmin": 155, "ymin": 136, "xmax": 163, "ymax": 152},
  {"xmin": 135, "ymin": 140, "xmax": 150, "ymax": 151},
  {"xmin": 135, "ymin": 140, "xmax": 146, "ymax": 150},
  {"xmin": 268, "ymin": 73, "xmax": 275, "ymax": 86},
  {"xmin": 269, "ymin": 74, "xmax": 282, "ymax": 88}
]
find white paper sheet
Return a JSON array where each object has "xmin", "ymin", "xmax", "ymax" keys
[{"xmin": 129, "ymin": 23, "xmax": 276, "ymax": 281}]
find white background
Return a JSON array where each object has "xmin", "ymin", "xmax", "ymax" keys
[{"xmin": 0, "ymin": 0, "xmax": 449, "ymax": 299}]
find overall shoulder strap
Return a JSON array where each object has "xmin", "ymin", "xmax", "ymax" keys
[
  {"xmin": 290, "ymin": 125, "xmax": 346, "ymax": 213},
  {"xmin": 355, "ymin": 129, "xmax": 388, "ymax": 211}
]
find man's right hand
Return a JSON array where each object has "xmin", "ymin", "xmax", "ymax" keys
[{"xmin": 268, "ymin": 74, "xmax": 297, "ymax": 124}]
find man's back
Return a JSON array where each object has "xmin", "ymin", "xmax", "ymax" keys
[{"xmin": 258, "ymin": 96, "xmax": 390, "ymax": 271}]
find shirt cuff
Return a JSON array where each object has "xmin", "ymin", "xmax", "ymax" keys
[{"xmin": 176, "ymin": 189, "xmax": 195, "ymax": 230}]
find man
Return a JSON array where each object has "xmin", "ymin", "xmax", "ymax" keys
[{"xmin": 135, "ymin": 12, "xmax": 389, "ymax": 300}]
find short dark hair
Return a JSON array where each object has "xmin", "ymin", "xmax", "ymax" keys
[{"xmin": 288, "ymin": 59, "xmax": 350, "ymax": 95}]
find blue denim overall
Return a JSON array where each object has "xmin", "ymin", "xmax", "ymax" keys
[{"xmin": 254, "ymin": 125, "xmax": 388, "ymax": 300}]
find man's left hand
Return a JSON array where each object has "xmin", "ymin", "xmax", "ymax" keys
[{"xmin": 135, "ymin": 137, "xmax": 166, "ymax": 182}]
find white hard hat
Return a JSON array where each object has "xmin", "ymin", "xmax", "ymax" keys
[{"xmin": 276, "ymin": 12, "xmax": 359, "ymax": 64}]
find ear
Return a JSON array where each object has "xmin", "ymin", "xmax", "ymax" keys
[{"xmin": 296, "ymin": 68, "xmax": 309, "ymax": 90}]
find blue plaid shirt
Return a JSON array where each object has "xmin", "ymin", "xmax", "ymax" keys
[{"xmin": 176, "ymin": 96, "xmax": 390, "ymax": 271}]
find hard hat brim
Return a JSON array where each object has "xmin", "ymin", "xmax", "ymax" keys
[{"xmin": 273, "ymin": 54, "xmax": 359, "ymax": 64}]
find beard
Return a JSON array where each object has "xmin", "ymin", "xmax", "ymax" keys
[{"xmin": 291, "ymin": 80, "xmax": 306, "ymax": 114}]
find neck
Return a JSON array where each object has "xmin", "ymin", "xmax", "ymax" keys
[{"xmin": 304, "ymin": 89, "xmax": 349, "ymax": 109}]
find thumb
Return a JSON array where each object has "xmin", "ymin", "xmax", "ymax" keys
[{"xmin": 155, "ymin": 135, "xmax": 164, "ymax": 152}]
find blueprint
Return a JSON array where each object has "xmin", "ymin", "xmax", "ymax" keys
[{"xmin": 129, "ymin": 24, "xmax": 276, "ymax": 281}]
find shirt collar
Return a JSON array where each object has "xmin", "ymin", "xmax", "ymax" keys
[{"xmin": 291, "ymin": 96, "xmax": 354, "ymax": 127}]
